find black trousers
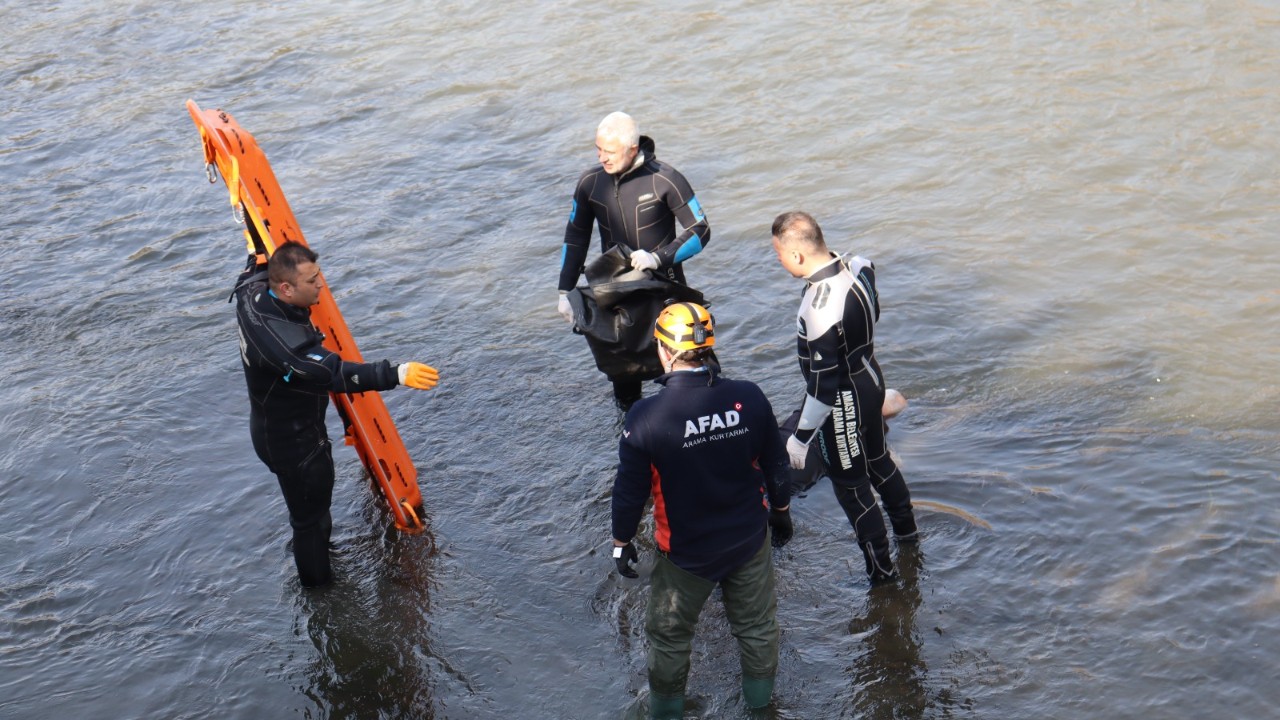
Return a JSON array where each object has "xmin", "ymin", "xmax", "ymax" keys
[{"xmin": 251, "ymin": 419, "xmax": 335, "ymax": 587}]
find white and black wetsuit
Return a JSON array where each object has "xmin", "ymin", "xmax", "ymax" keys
[
  {"xmin": 557, "ymin": 135, "xmax": 710, "ymax": 293},
  {"xmin": 792, "ymin": 254, "xmax": 916, "ymax": 581},
  {"xmin": 233, "ymin": 260, "xmax": 400, "ymax": 586}
]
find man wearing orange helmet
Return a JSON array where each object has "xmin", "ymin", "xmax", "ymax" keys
[{"xmin": 610, "ymin": 303, "xmax": 792, "ymax": 718}]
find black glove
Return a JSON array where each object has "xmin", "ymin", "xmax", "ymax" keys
[
  {"xmin": 769, "ymin": 507, "xmax": 793, "ymax": 548},
  {"xmin": 613, "ymin": 543, "xmax": 638, "ymax": 578}
]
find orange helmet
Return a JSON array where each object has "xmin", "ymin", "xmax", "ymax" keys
[{"xmin": 654, "ymin": 302, "xmax": 715, "ymax": 351}]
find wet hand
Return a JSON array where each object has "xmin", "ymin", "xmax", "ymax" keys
[
  {"xmin": 398, "ymin": 362, "xmax": 439, "ymax": 390},
  {"xmin": 882, "ymin": 388, "xmax": 907, "ymax": 419},
  {"xmin": 769, "ymin": 507, "xmax": 793, "ymax": 547},
  {"xmin": 786, "ymin": 435, "xmax": 809, "ymax": 470},
  {"xmin": 629, "ymin": 249, "xmax": 660, "ymax": 272},
  {"xmin": 613, "ymin": 542, "xmax": 638, "ymax": 578}
]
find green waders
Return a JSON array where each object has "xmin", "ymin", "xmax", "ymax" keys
[{"xmin": 646, "ymin": 534, "xmax": 779, "ymax": 718}]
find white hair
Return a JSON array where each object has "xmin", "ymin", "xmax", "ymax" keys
[{"xmin": 596, "ymin": 111, "xmax": 639, "ymax": 147}]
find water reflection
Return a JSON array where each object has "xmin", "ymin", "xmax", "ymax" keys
[
  {"xmin": 296, "ymin": 525, "xmax": 439, "ymax": 719},
  {"xmin": 846, "ymin": 543, "xmax": 933, "ymax": 720}
]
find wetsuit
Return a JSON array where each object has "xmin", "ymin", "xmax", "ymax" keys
[
  {"xmin": 559, "ymin": 137, "xmax": 710, "ymax": 406},
  {"xmin": 233, "ymin": 261, "xmax": 401, "ymax": 587},
  {"xmin": 792, "ymin": 254, "xmax": 916, "ymax": 582},
  {"xmin": 558, "ymin": 136, "xmax": 710, "ymax": 292},
  {"xmin": 612, "ymin": 367, "xmax": 789, "ymax": 703}
]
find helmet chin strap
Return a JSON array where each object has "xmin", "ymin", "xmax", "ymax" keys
[
  {"xmin": 659, "ymin": 344, "xmax": 676, "ymax": 373},
  {"xmin": 660, "ymin": 345, "xmax": 710, "ymax": 376}
]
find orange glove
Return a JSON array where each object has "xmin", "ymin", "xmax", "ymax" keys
[{"xmin": 397, "ymin": 362, "xmax": 439, "ymax": 390}]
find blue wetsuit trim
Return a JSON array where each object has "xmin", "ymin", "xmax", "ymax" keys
[
  {"xmin": 687, "ymin": 196, "xmax": 705, "ymax": 222},
  {"xmin": 674, "ymin": 234, "xmax": 703, "ymax": 263}
]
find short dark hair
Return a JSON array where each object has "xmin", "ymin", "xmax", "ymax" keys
[
  {"xmin": 771, "ymin": 211, "xmax": 825, "ymax": 253},
  {"xmin": 268, "ymin": 241, "xmax": 318, "ymax": 287}
]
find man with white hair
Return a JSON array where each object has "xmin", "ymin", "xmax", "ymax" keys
[{"xmin": 556, "ymin": 111, "xmax": 711, "ymax": 409}]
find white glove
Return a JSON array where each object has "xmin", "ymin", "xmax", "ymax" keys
[
  {"xmin": 629, "ymin": 249, "xmax": 660, "ymax": 272},
  {"xmin": 557, "ymin": 293, "xmax": 573, "ymax": 322},
  {"xmin": 786, "ymin": 435, "xmax": 809, "ymax": 470}
]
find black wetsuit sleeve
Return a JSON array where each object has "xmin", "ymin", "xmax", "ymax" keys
[
  {"xmin": 238, "ymin": 289, "xmax": 398, "ymax": 395},
  {"xmin": 611, "ymin": 417, "xmax": 653, "ymax": 543},
  {"xmin": 323, "ymin": 353, "xmax": 398, "ymax": 395},
  {"xmin": 559, "ymin": 172, "xmax": 597, "ymax": 292},
  {"xmin": 653, "ymin": 168, "xmax": 710, "ymax": 267}
]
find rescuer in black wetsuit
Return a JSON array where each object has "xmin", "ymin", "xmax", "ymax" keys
[
  {"xmin": 556, "ymin": 111, "xmax": 711, "ymax": 409},
  {"xmin": 770, "ymin": 211, "xmax": 917, "ymax": 584},
  {"xmin": 611, "ymin": 303, "xmax": 792, "ymax": 718},
  {"xmin": 234, "ymin": 241, "xmax": 440, "ymax": 587}
]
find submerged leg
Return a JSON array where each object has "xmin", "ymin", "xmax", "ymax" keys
[
  {"xmin": 719, "ymin": 538, "xmax": 779, "ymax": 709},
  {"xmin": 646, "ymin": 554, "xmax": 715, "ymax": 710},
  {"xmin": 275, "ymin": 439, "xmax": 336, "ymax": 587},
  {"xmin": 612, "ymin": 378, "xmax": 643, "ymax": 411}
]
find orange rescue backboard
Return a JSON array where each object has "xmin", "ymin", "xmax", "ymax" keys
[{"xmin": 188, "ymin": 99, "xmax": 424, "ymax": 532}]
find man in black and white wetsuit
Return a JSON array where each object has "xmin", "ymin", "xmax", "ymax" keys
[
  {"xmin": 556, "ymin": 111, "xmax": 711, "ymax": 408},
  {"xmin": 770, "ymin": 211, "xmax": 917, "ymax": 584},
  {"xmin": 234, "ymin": 241, "xmax": 440, "ymax": 587}
]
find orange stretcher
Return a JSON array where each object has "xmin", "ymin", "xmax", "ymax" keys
[{"xmin": 187, "ymin": 99, "xmax": 424, "ymax": 532}]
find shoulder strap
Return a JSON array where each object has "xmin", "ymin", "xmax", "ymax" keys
[{"xmin": 229, "ymin": 269, "xmax": 269, "ymax": 302}]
